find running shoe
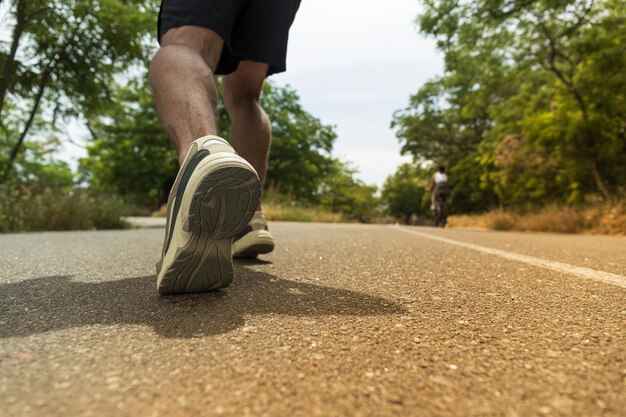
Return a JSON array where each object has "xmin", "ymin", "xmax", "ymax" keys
[
  {"xmin": 156, "ymin": 135, "xmax": 261, "ymax": 294},
  {"xmin": 232, "ymin": 211, "xmax": 275, "ymax": 258}
]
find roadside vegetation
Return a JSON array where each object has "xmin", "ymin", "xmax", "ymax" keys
[
  {"xmin": 448, "ymin": 202, "xmax": 626, "ymax": 235},
  {"xmin": 0, "ymin": 0, "xmax": 379, "ymax": 232},
  {"xmin": 386, "ymin": 0, "xmax": 625, "ymax": 234},
  {"xmin": 0, "ymin": 184, "xmax": 129, "ymax": 233},
  {"xmin": 0, "ymin": 137, "xmax": 130, "ymax": 232},
  {"xmin": 1, "ymin": 0, "xmax": 624, "ymax": 234}
]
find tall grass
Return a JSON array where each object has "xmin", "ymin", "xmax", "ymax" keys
[
  {"xmin": 152, "ymin": 185, "xmax": 343, "ymax": 223},
  {"xmin": 0, "ymin": 185, "xmax": 130, "ymax": 233},
  {"xmin": 261, "ymin": 201, "xmax": 342, "ymax": 223},
  {"xmin": 448, "ymin": 202, "xmax": 626, "ymax": 235},
  {"xmin": 261, "ymin": 186, "xmax": 342, "ymax": 222}
]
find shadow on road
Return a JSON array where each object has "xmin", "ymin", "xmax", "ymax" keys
[{"xmin": 0, "ymin": 265, "xmax": 404, "ymax": 339}]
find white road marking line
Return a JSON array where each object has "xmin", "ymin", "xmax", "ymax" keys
[{"xmin": 390, "ymin": 226, "xmax": 626, "ymax": 289}]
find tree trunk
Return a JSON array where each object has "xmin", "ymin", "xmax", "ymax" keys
[
  {"xmin": 2, "ymin": 70, "xmax": 52, "ymax": 182},
  {"xmin": 539, "ymin": 22, "xmax": 590, "ymax": 123},
  {"xmin": 0, "ymin": 0, "xmax": 27, "ymax": 120},
  {"xmin": 591, "ymin": 160, "xmax": 612, "ymax": 201},
  {"xmin": 487, "ymin": 190, "xmax": 497, "ymax": 210},
  {"xmin": 1, "ymin": 14, "xmax": 87, "ymax": 183}
]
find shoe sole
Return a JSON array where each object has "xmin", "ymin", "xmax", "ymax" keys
[
  {"xmin": 157, "ymin": 166, "xmax": 261, "ymax": 294},
  {"xmin": 233, "ymin": 230, "xmax": 275, "ymax": 258}
]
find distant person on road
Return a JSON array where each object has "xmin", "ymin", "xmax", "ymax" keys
[
  {"xmin": 429, "ymin": 166, "xmax": 450, "ymax": 211},
  {"xmin": 150, "ymin": 0, "xmax": 301, "ymax": 294}
]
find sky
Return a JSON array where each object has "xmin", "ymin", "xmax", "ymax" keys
[
  {"xmin": 53, "ymin": 0, "xmax": 444, "ymax": 187},
  {"xmin": 270, "ymin": 0, "xmax": 444, "ymax": 186}
]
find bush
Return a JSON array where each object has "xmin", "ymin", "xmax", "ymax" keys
[
  {"xmin": 588, "ymin": 202, "xmax": 626, "ymax": 235},
  {"xmin": 515, "ymin": 206, "xmax": 588, "ymax": 234},
  {"xmin": 487, "ymin": 210, "xmax": 517, "ymax": 231},
  {"xmin": 0, "ymin": 185, "xmax": 130, "ymax": 233},
  {"xmin": 447, "ymin": 202, "xmax": 626, "ymax": 235}
]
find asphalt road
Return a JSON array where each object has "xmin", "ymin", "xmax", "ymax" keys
[{"xmin": 1, "ymin": 222, "xmax": 625, "ymax": 417}]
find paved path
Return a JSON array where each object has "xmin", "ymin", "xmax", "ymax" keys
[{"xmin": 1, "ymin": 223, "xmax": 625, "ymax": 417}]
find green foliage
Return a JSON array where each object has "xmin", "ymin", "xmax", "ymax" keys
[
  {"xmin": 0, "ymin": 0, "xmax": 155, "ymax": 181},
  {"xmin": 381, "ymin": 164, "xmax": 430, "ymax": 223},
  {"xmin": 2, "ymin": 0, "xmax": 378, "ymax": 224},
  {"xmin": 10, "ymin": 136, "xmax": 75, "ymax": 189},
  {"xmin": 259, "ymin": 83, "xmax": 337, "ymax": 203},
  {"xmin": 318, "ymin": 160, "xmax": 379, "ymax": 222},
  {"xmin": 450, "ymin": 151, "xmax": 495, "ymax": 212},
  {"xmin": 394, "ymin": 0, "xmax": 626, "ymax": 213},
  {"xmin": 82, "ymin": 78, "xmax": 345, "ymax": 209},
  {"xmin": 79, "ymin": 78, "xmax": 178, "ymax": 207}
]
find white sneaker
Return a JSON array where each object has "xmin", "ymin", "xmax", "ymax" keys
[
  {"xmin": 232, "ymin": 211, "xmax": 275, "ymax": 258},
  {"xmin": 156, "ymin": 135, "xmax": 261, "ymax": 294}
]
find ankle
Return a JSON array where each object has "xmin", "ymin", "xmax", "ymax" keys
[{"xmin": 178, "ymin": 147, "xmax": 190, "ymax": 165}]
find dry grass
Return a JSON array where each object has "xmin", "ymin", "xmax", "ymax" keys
[
  {"xmin": 262, "ymin": 202, "xmax": 342, "ymax": 223},
  {"xmin": 586, "ymin": 202, "xmax": 626, "ymax": 235},
  {"xmin": 152, "ymin": 204, "xmax": 168, "ymax": 217},
  {"xmin": 516, "ymin": 206, "xmax": 588, "ymax": 233},
  {"xmin": 152, "ymin": 198, "xmax": 343, "ymax": 223},
  {"xmin": 0, "ymin": 185, "xmax": 130, "ymax": 233},
  {"xmin": 448, "ymin": 202, "xmax": 626, "ymax": 235},
  {"xmin": 448, "ymin": 212, "xmax": 501, "ymax": 230}
]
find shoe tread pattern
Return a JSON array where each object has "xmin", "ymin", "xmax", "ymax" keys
[{"xmin": 158, "ymin": 166, "xmax": 261, "ymax": 294}]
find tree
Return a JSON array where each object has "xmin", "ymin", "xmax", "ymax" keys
[
  {"xmin": 394, "ymin": 0, "xmax": 626, "ymax": 213},
  {"xmin": 9, "ymin": 135, "xmax": 74, "ymax": 189},
  {"xmin": 259, "ymin": 83, "xmax": 337, "ymax": 203},
  {"xmin": 81, "ymin": 78, "xmax": 340, "ymax": 207},
  {"xmin": 0, "ymin": 0, "xmax": 154, "ymax": 182},
  {"xmin": 318, "ymin": 160, "xmax": 379, "ymax": 222},
  {"xmin": 79, "ymin": 78, "xmax": 177, "ymax": 207},
  {"xmin": 382, "ymin": 164, "xmax": 430, "ymax": 224}
]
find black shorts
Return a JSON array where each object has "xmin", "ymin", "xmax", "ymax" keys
[{"xmin": 158, "ymin": 0, "xmax": 301, "ymax": 76}]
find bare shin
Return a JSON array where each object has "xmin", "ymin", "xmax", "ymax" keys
[
  {"xmin": 148, "ymin": 27, "xmax": 223, "ymax": 164},
  {"xmin": 222, "ymin": 62, "xmax": 271, "ymax": 185}
]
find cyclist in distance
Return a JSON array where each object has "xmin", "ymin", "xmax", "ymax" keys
[{"xmin": 429, "ymin": 166, "xmax": 450, "ymax": 211}]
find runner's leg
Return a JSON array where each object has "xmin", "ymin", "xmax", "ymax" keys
[
  {"xmin": 222, "ymin": 61, "xmax": 271, "ymax": 185},
  {"xmin": 149, "ymin": 26, "xmax": 224, "ymax": 164}
]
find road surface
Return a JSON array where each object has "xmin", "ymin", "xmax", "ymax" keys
[{"xmin": 1, "ymin": 222, "xmax": 625, "ymax": 416}]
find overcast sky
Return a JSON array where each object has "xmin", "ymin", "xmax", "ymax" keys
[
  {"xmin": 52, "ymin": 0, "xmax": 444, "ymax": 187},
  {"xmin": 271, "ymin": 0, "xmax": 444, "ymax": 186}
]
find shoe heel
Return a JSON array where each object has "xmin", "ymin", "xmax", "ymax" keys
[
  {"xmin": 159, "ymin": 237, "xmax": 234, "ymax": 293},
  {"xmin": 187, "ymin": 166, "xmax": 261, "ymax": 237},
  {"xmin": 158, "ymin": 166, "xmax": 261, "ymax": 294}
]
